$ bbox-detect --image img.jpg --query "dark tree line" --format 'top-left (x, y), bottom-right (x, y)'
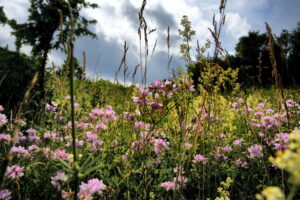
top-left (189, 23), bottom-right (300, 88)
top-left (0, 0), bottom-right (98, 112)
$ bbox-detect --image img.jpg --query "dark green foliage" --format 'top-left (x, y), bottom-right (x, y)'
top-left (234, 31), bottom-right (273, 87)
top-left (278, 22), bottom-right (300, 86)
top-left (0, 47), bottom-right (38, 113)
top-left (188, 23), bottom-right (300, 89)
top-left (8, 0), bottom-right (99, 101)
top-left (56, 57), bottom-right (84, 80)
top-left (0, 6), bottom-right (7, 24)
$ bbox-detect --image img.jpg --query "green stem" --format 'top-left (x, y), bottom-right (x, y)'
top-left (287, 185), bottom-right (298, 200)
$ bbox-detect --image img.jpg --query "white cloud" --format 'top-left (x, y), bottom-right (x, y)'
top-left (0, 24), bottom-right (13, 40)
top-left (0, 0), bottom-right (29, 23)
top-left (225, 13), bottom-right (251, 40)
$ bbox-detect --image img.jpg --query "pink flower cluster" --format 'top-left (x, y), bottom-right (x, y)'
top-left (5, 165), bottom-right (24, 180)
top-left (53, 149), bottom-right (70, 160)
top-left (46, 101), bottom-right (58, 112)
top-left (0, 189), bottom-right (11, 200)
top-left (154, 138), bottom-right (169, 153)
top-left (10, 146), bottom-right (29, 158)
top-left (273, 132), bottom-right (289, 150)
top-left (161, 176), bottom-right (187, 191)
top-left (89, 106), bottom-right (116, 122)
top-left (51, 172), bottom-right (68, 189)
top-left (193, 154), bottom-right (207, 164)
top-left (78, 179), bottom-right (107, 200)
top-left (247, 144), bottom-right (263, 158)
top-left (0, 134), bottom-right (10, 143)
top-left (0, 113), bottom-right (8, 128)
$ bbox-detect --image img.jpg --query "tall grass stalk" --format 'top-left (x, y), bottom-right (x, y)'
top-left (67, 3), bottom-right (78, 199)
top-left (266, 22), bottom-right (291, 130)
top-left (0, 73), bottom-right (38, 189)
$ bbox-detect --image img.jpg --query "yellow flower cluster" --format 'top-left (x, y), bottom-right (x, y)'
top-left (256, 128), bottom-right (300, 200)
top-left (271, 128), bottom-right (300, 186)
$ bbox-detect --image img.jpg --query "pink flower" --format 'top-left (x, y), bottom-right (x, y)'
top-left (123, 112), bottom-right (134, 121)
top-left (78, 179), bottom-right (107, 199)
top-left (133, 96), bottom-right (148, 105)
top-left (76, 140), bottom-right (84, 148)
top-left (149, 102), bottom-right (163, 109)
top-left (103, 108), bottom-right (116, 122)
top-left (160, 181), bottom-right (176, 191)
top-left (10, 146), bottom-right (29, 157)
top-left (0, 134), bottom-right (10, 143)
top-left (85, 131), bottom-right (98, 142)
top-left (193, 154), bottom-right (207, 164)
top-left (221, 146), bottom-right (232, 153)
top-left (173, 166), bottom-right (185, 174)
top-left (131, 140), bottom-right (144, 151)
top-left (0, 114), bottom-right (8, 128)
top-left (215, 153), bottom-right (228, 161)
top-left (95, 122), bottom-right (107, 131)
top-left (0, 189), bottom-right (11, 200)
top-left (237, 98), bottom-right (245, 104)
top-left (28, 144), bottom-right (39, 152)
top-left (266, 108), bottom-right (274, 114)
top-left (154, 139), bottom-right (169, 153)
top-left (134, 121), bottom-right (144, 129)
top-left (235, 159), bottom-right (247, 167)
top-left (53, 149), bottom-right (69, 160)
top-left (90, 108), bottom-right (104, 118)
top-left (51, 172), bottom-right (68, 189)
top-left (122, 154), bottom-right (129, 161)
top-left (219, 133), bottom-right (226, 139)
top-left (248, 144), bottom-right (263, 158)
top-left (233, 139), bottom-right (243, 146)
top-left (61, 190), bottom-right (73, 199)
top-left (0, 105), bottom-right (4, 112)
top-left (44, 132), bottom-right (57, 139)
top-left (232, 102), bottom-right (238, 108)
top-left (261, 116), bottom-right (275, 129)
top-left (138, 88), bottom-right (150, 96)
top-left (174, 176), bottom-right (187, 185)
top-left (5, 165), bottom-right (24, 179)
top-left (46, 101), bottom-right (58, 112)
top-left (274, 133), bottom-right (289, 150)
top-left (184, 142), bottom-right (192, 148)
top-left (28, 135), bottom-right (41, 143)
top-left (26, 128), bottom-right (37, 135)
top-left (43, 147), bottom-right (51, 159)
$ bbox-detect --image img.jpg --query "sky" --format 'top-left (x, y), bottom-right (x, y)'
top-left (1, 0), bottom-right (300, 84)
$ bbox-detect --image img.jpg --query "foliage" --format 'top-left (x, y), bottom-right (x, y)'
top-left (0, 47), bottom-right (38, 113)
top-left (256, 128), bottom-right (300, 200)
top-left (7, 0), bottom-right (99, 100)
top-left (215, 177), bottom-right (233, 200)
top-left (178, 15), bottom-right (196, 64)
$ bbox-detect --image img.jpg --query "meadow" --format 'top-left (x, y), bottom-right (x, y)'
top-left (1, 0), bottom-right (300, 199)
top-left (0, 69), bottom-right (300, 199)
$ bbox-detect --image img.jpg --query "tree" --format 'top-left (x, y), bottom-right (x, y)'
top-left (0, 6), bottom-right (7, 24)
top-left (178, 15), bottom-right (196, 64)
top-left (235, 31), bottom-right (273, 86)
top-left (57, 57), bottom-right (84, 80)
top-left (8, 0), bottom-right (98, 102)
top-left (0, 47), bottom-right (38, 112)
top-left (278, 23), bottom-right (300, 85)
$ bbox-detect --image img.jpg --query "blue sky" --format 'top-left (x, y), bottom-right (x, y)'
top-left (0, 0), bottom-right (300, 84)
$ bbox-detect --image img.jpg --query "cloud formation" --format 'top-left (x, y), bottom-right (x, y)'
top-left (0, 0), bottom-right (299, 84)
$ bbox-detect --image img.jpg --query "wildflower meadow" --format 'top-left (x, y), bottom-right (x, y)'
top-left (0, 0), bottom-right (300, 199)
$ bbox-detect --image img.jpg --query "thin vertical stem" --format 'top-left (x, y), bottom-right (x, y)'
top-left (67, 3), bottom-right (78, 200)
